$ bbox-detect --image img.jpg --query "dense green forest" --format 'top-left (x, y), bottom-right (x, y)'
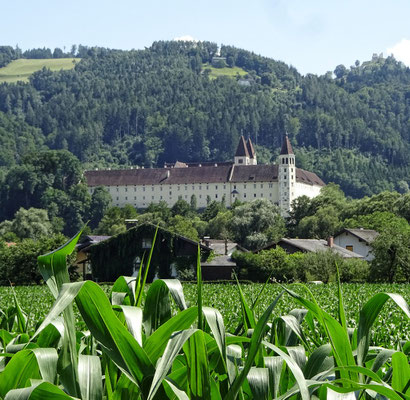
top-left (0, 41), bottom-right (409, 208)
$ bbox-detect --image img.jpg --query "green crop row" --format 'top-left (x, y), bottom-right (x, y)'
top-left (0, 228), bottom-right (409, 399)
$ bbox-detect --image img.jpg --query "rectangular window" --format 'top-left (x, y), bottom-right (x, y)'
top-left (260, 184), bottom-right (263, 188)
top-left (192, 185), bottom-right (195, 190)
top-left (142, 238), bottom-right (152, 249)
top-left (134, 196), bottom-right (136, 200)
top-left (152, 187), bottom-right (154, 191)
top-left (269, 183), bottom-right (273, 188)
top-left (143, 196), bottom-right (145, 200)
top-left (160, 195), bottom-right (163, 199)
top-left (215, 194), bottom-right (218, 198)
top-left (346, 245), bottom-right (354, 252)
top-left (125, 188), bottom-right (128, 192)
top-left (134, 187), bottom-right (136, 192)
top-left (116, 197), bottom-right (119, 200)
top-left (199, 185), bottom-right (202, 190)
top-left (169, 191), bottom-right (172, 196)
top-left (215, 185), bottom-right (218, 190)
top-left (143, 187), bottom-right (145, 192)
top-left (254, 193), bottom-right (256, 197)
top-left (206, 185), bottom-right (209, 190)
top-left (239, 159), bottom-right (243, 164)
top-left (254, 184), bottom-right (256, 188)
top-left (244, 193), bottom-right (247, 198)
top-left (125, 196), bottom-right (128, 200)
top-left (223, 184), bottom-right (226, 189)
top-left (116, 188), bottom-right (119, 192)
top-left (244, 184), bottom-right (247, 189)
top-left (152, 196), bottom-right (154, 200)
top-left (177, 186), bottom-right (180, 191)
top-left (199, 195), bottom-right (202, 199)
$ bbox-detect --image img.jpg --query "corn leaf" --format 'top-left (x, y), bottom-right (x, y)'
top-left (357, 292), bottom-right (410, 370)
top-left (392, 351), bottom-right (410, 394)
top-left (78, 354), bottom-right (102, 400)
top-left (4, 381), bottom-right (75, 400)
top-left (147, 329), bottom-right (198, 400)
top-left (183, 330), bottom-right (211, 400)
top-left (144, 307), bottom-right (198, 363)
top-left (247, 367), bottom-right (270, 400)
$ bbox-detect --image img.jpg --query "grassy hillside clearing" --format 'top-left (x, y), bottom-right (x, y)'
top-left (202, 63), bottom-right (248, 79)
top-left (0, 58), bottom-right (79, 83)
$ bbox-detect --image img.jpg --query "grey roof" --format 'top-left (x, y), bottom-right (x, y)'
top-left (77, 235), bottom-right (111, 251)
top-left (202, 239), bottom-right (243, 255)
top-left (201, 255), bottom-right (237, 267)
top-left (278, 238), bottom-right (364, 258)
top-left (235, 136), bottom-right (250, 157)
top-left (335, 228), bottom-right (379, 244)
top-left (85, 165), bottom-right (325, 187)
top-left (280, 135), bottom-right (294, 155)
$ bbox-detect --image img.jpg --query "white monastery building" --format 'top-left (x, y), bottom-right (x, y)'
top-left (85, 136), bottom-right (325, 215)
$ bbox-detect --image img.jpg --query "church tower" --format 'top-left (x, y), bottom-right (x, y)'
top-left (278, 135), bottom-right (296, 215)
top-left (234, 136), bottom-right (257, 165)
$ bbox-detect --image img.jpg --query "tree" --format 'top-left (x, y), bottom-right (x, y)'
top-left (0, 207), bottom-right (53, 240)
top-left (230, 199), bottom-right (286, 249)
top-left (171, 199), bottom-right (191, 217)
top-left (370, 227), bottom-right (410, 282)
top-left (89, 186), bottom-right (112, 229)
top-left (190, 194), bottom-right (197, 211)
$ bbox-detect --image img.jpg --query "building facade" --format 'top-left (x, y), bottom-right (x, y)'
top-left (334, 228), bottom-right (379, 261)
top-left (85, 136), bottom-right (325, 215)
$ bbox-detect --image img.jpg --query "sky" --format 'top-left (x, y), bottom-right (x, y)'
top-left (2, 0), bottom-right (410, 75)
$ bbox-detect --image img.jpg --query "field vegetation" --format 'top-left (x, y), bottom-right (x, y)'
top-left (0, 58), bottom-right (78, 83)
top-left (202, 64), bottom-right (248, 79)
top-left (0, 231), bottom-right (408, 399)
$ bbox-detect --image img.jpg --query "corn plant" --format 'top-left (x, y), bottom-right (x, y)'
top-left (0, 229), bottom-right (409, 399)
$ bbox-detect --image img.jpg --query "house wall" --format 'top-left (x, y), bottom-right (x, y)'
top-left (334, 233), bottom-right (374, 261)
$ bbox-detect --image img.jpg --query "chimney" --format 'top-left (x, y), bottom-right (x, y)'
top-left (166, 170), bottom-right (170, 178)
top-left (327, 236), bottom-right (334, 248)
top-left (203, 236), bottom-right (210, 247)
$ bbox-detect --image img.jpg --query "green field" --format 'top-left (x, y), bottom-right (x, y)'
top-left (202, 64), bottom-right (248, 79)
top-left (1, 282), bottom-right (408, 347)
top-left (0, 58), bottom-right (79, 83)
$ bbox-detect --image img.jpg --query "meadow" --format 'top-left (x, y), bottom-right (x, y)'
top-left (0, 58), bottom-right (79, 83)
top-left (202, 64), bottom-right (248, 79)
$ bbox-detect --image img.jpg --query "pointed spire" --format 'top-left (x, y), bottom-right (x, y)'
top-left (235, 136), bottom-right (250, 157)
top-left (246, 138), bottom-right (255, 159)
top-left (280, 134), bottom-right (294, 155)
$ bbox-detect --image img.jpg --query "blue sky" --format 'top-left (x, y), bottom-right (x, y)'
top-left (3, 0), bottom-right (410, 75)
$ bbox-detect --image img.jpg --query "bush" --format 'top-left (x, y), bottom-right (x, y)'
top-left (0, 234), bottom-right (74, 285)
top-left (233, 248), bottom-right (296, 282)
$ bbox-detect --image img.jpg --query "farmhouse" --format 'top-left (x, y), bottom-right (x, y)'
top-left (334, 228), bottom-right (379, 261)
top-left (85, 223), bottom-right (211, 282)
top-left (259, 237), bottom-right (364, 259)
top-left (85, 135), bottom-right (325, 215)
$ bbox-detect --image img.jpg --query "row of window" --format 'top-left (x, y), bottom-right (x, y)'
top-left (98, 182), bottom-right (278, 193)
top-left (115, 191), bottom-right (274, 203)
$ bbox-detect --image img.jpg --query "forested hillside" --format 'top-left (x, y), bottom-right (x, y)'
top-left (0, 41), bottom-right (409, 199)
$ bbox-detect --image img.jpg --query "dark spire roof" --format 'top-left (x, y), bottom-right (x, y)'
top-left (246, 138), bottom-right (256, 159)
top-left (280, 135), bottom-right (294, 155)
top-left (235, 136), bottom-right (250, 157)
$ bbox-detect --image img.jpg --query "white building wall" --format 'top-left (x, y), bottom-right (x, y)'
top-left (334, 233), bottom-right (374, 261)
top-left (88, 176), bottom-right (320, 214)
top-left (294, 182), bottom-right (322, 199)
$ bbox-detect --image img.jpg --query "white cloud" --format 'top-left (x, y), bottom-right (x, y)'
top-left (387, 39), bottom-right (410, 66)
top-left (173, 35), bottom-right (199, 43)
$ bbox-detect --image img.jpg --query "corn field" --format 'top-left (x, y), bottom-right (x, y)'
top-left (0, 230), bottom-right (409, 399)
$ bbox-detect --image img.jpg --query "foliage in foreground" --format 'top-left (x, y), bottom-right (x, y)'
top-left (0, 231), bottom-right (409, 399)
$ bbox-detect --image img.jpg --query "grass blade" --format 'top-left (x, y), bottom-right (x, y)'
top-left (197, 245), bottom-right (203, 331)
top-left (247, 367), bottom-right (270, 400)
top-left (4, 381), bottom-right (75, 399)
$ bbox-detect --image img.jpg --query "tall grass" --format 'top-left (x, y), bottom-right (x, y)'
top-left (0, 229), bottom-right (409, 399)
